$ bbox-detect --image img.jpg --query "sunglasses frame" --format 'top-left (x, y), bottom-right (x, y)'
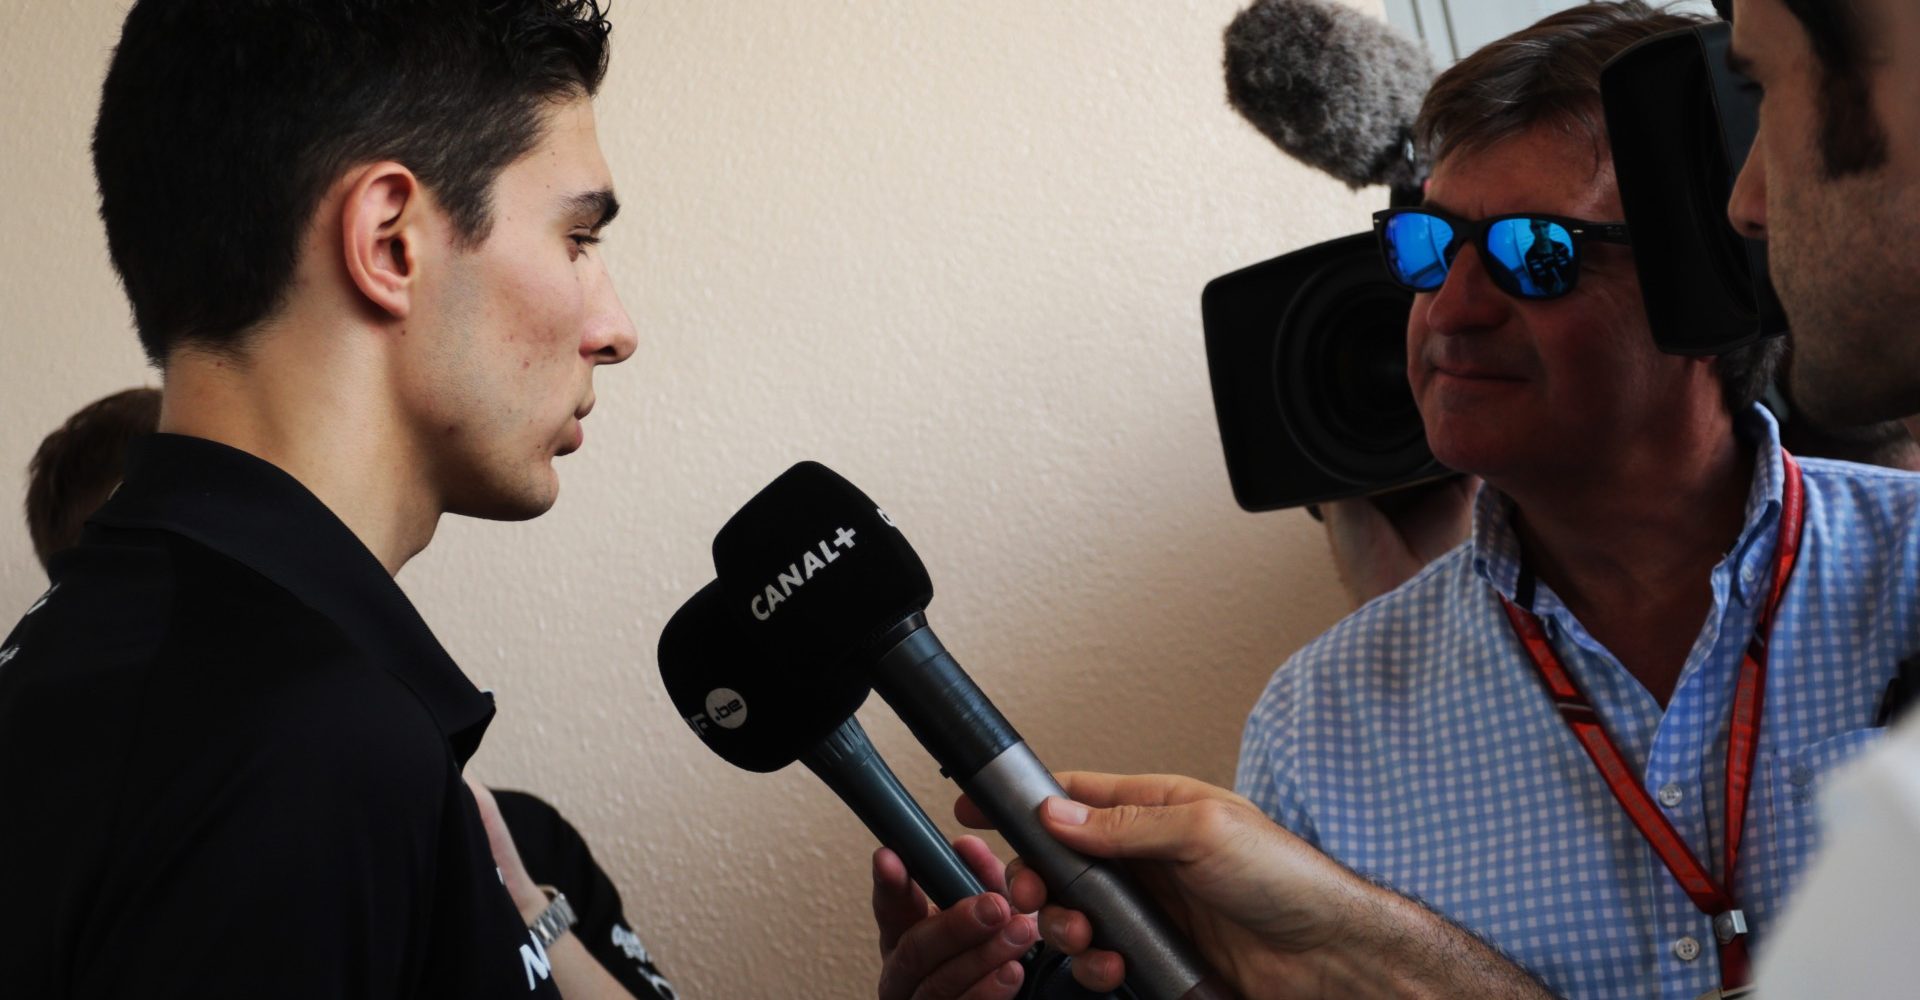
top-left (1371, 208), bottom-right (1632, 301)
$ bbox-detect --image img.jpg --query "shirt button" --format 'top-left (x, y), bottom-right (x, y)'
top-left (1741, 563), bottom-right (1758, 586)
top-left (1673, 936), bottom-right (1702, 962)
top-left (1658, 782), bottom-right (1684, 808)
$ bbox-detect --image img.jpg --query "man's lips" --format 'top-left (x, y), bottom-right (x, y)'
top-left (558, 418), bottom-right (584, 456)
top-left (558, 396), bottom-right (593, 456)
top-left (1427, 361), bottom-right (1525, 382)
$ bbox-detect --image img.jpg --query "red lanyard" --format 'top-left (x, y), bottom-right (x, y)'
top-left (1499, 451), bottom-right (1804, 994)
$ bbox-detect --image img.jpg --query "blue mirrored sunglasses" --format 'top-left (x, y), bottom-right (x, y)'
top-left (1371, 208), bottom-right (1631, 301)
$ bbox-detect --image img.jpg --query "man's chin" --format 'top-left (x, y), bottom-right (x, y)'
top-left (446, 476), bottom-right (561, 522)
top-left (1422, 425), bottom-right (1518, 484)
top-left (1789, 343), bottom-right (1920, 428)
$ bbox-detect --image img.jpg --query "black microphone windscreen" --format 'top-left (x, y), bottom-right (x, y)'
top-left (1224, 0), bottom-right (1433, 190)
top-left (710, 462), bottom-right (933, 663)
top-left (658, 580), bottom-right (871, 773)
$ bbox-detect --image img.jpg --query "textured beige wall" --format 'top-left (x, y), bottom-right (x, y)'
top-left (0, 2), bottom-right (1381, 996)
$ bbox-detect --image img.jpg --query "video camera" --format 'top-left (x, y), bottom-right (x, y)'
top-left (1204, 9), bottom-right (1785, 512)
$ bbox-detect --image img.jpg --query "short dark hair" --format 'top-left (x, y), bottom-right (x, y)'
top-left (1415, 1), bottom-right (1778, 416)
top-left (93, 0), bottom-right (614, 365)
top-left (1416, 1), bottom-right (1706, 170)
top-left (1778, 0), bottom-right (1887, 176)
top-left (25, 387), bottom-right (162, 572)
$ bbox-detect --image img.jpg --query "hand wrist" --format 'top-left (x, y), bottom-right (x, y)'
top-left (512, 883), bottom-right (550, 924)
top-left (525, 886), bottom-right (579, 948)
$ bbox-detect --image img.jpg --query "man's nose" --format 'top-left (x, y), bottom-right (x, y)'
top-left (1728, 141), bottom-right (1769, 240)
top-left (585, 279), bottom-right (638, 365)
top-left (1422, 245), bottom-right (1510, 335)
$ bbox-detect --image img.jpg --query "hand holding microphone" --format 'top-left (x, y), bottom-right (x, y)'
top-left (964, 772), bottom-right (1561, 1000)
top-left (963, 773), bottom-right (1376, 997)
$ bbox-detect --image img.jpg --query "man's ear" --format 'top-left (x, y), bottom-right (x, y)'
top-left (340, 163), bottom-right (427, 320)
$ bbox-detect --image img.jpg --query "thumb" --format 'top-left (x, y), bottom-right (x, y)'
top-left (1034, 796), bottom-right (1202, 863)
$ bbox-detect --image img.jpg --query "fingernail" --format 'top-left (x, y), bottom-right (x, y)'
top-left (1002, 916), bottom-right (1036, 948)
top-left (995, 961), bottom-right (1022, 987)
top-left (973, 894), bottom-right (1007, 926)
top-left (1043, 797), bottom-right (1089, 825)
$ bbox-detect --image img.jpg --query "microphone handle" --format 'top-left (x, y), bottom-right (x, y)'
top-left (799, 715), bottom-right (985, 910)
top-left (797, 716), bottom-right (1141, 1000)
top-left (871, 625), bottom-right (1239, 1000)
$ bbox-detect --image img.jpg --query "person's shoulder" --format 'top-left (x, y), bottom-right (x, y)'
top-left (1292, 542), bottom-right (1480, 669)
top-left (1789, 456), bottom-right (1920, 491)
top-left (1799, 454), bottom-right (1920, 506)
top-left (1, 528), bottom-right (444, 789)
top-left (1249, 542), bottom-right (1484, 718)
top-left (1797, 456), bottom-right (1920, 562)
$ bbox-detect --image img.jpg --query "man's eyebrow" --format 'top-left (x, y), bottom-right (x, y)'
top-left (1725, 45), bottom-right (1755, 78)
top-left (564, 189), bottom-right (620, 229)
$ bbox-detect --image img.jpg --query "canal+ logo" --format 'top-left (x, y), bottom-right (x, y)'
top-left (749, 524), bottom-right (862, 621)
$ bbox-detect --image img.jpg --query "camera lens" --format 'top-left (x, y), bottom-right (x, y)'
top-left (1274, 254), bottom-right (1432, 485)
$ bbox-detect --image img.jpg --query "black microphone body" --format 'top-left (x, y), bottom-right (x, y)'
top-left (658, 582), bottom-right (984, 910)
top-left (799, 715), bottom-right (984, 910)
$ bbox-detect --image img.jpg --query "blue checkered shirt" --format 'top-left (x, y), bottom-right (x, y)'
top-left (1237, 409), bottom-right (1920, 999)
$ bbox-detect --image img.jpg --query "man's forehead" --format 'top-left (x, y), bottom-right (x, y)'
top-left (1726, 0), bottom-right (1784, 69)
top-left (1426, 129), bottom-right (1620, 219)
top-left (501, 97), bottom-right (617, 211)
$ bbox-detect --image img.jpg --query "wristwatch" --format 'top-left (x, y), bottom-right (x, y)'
top-left (529, 885), bottom-right (578, 949)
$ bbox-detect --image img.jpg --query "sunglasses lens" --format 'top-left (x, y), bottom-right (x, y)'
top-left (1487, 218), bottom-right (1577, 298)
top-left (1382, 213), bottom-right (1453, 291)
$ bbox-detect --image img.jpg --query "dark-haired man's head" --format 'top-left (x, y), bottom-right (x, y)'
top-left (96, 0), bottom-right (615, 366)
top-left (1406, 2), bottom-right (1779, 489)
top-left (25, 387), bottom-right (161, 573)
top-left (1729, 0), bottom-right (1920, 426)
top-left (94, 0), bottom-right (637, 544)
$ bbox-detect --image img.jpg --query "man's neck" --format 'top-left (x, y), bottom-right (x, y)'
top-left (157, 333), bottom-right (439, 577)
top-left (1500, 419), bottom-right (1754, 705)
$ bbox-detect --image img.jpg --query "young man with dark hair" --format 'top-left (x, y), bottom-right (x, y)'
top-left (889, 5), bottom-right (1920, 998)
top-left (0, 1), bottom-right (638, 995)
top-left (1725, 0), bottom-right (1920, 991)
top-left (19, 385), bottom-right (677, 996)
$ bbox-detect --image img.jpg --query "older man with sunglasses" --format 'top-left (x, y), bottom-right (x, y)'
top-left (924, 5), bottom-right (1920, 1000)
top-left (1227, 3), bottom-right (1920, 997)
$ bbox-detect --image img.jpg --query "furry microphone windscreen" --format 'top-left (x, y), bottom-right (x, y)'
top-left (1224, 0), bottom-right (1435, 190)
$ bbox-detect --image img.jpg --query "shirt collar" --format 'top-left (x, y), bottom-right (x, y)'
top-left (1471, 404), bottom-right (1788, 608)
top-left (90, 433), bottom-right (495, 763)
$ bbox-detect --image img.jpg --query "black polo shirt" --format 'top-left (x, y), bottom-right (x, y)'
top-left (0, 434), bottom-right (563, 998)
